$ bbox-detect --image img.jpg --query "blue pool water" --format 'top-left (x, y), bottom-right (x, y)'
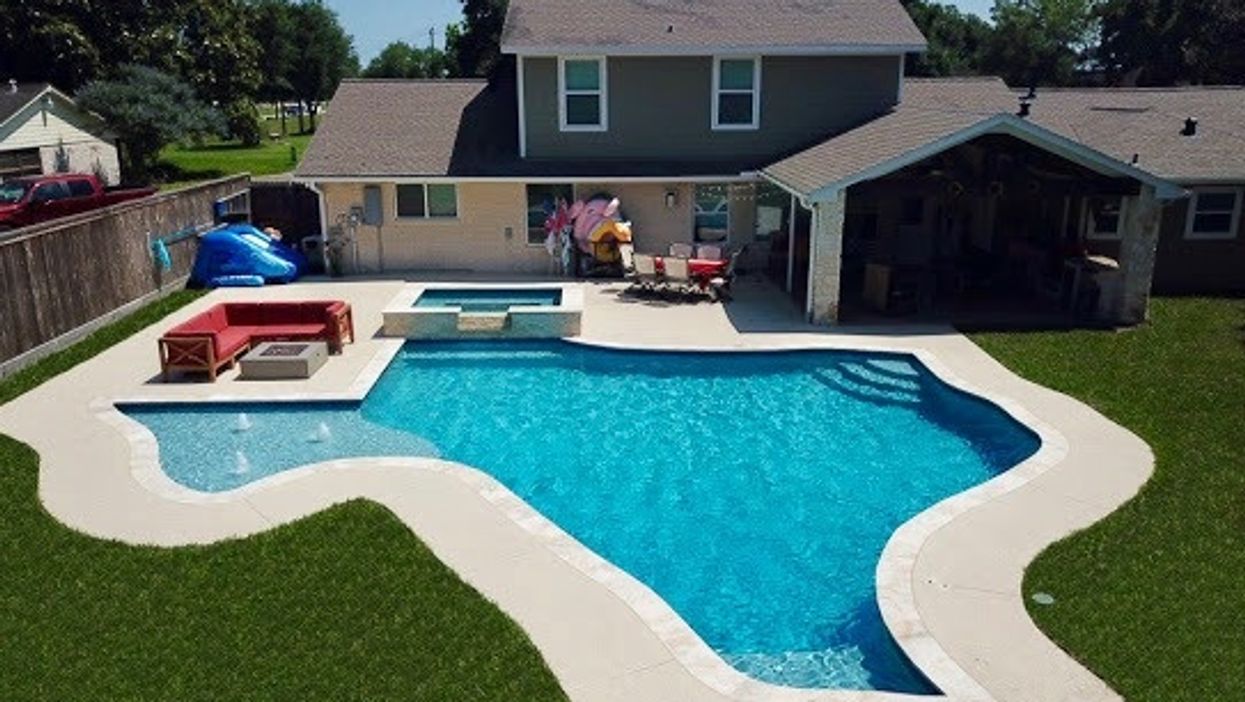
top-left (123, 341), bottom-right (1039, 693)
top-left (414, 288), bottom-right (562, 312)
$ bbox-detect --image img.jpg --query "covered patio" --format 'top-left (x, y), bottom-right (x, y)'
top-left (762, 82), bottom-right (1184, 328)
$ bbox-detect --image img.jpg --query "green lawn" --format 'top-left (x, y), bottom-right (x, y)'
top-left (157, 116), bottom-right (318, 190)
top-left (971, 297), bottom-right (1245, 702)
top-left (0, 292), bottom-right (567, 700)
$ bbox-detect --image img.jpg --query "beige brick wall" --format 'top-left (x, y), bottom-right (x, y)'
top-left (320, 182), bottom-right (552, 274)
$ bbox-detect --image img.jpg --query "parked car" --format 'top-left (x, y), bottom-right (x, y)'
top-left (0, 174), bottom-right (157, 232)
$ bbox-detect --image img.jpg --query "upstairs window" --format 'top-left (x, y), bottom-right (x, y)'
top-left (1185, 188), bottom-right (1241, 240)
top-left (712, 57), bottom-right (760, 130)
top-left (559, 57), bottom-right (606, 131)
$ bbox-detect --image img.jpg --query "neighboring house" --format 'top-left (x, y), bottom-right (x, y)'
top-left (295, 0), bottom-right (1245, 325)
top-left (0, 82), bottom-right (121, 185)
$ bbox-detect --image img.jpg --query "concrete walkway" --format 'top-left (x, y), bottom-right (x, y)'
top-left (0, 276), bottom-right (1152, 702)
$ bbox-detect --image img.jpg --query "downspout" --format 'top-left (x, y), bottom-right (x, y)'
top-left (805, 203), bottom-right (818, 322)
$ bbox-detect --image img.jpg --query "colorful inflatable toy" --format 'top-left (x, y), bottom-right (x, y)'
top-left (190, 223), bottom-right (308, 288)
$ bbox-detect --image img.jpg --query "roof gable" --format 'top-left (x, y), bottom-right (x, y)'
top-left (501, 0), bottom-right (927, 55)
top-left (763, 78), bottom-right (1184, 201)
top-left (0, 83), bottom-right (56, 128)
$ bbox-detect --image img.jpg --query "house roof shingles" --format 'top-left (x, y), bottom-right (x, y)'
top-left (763, 77), bottom-right (1017, 195)
top-left (300, 77), bottom-right (1245, 190)
top-left (1026, 87), bottom-right (1245, 183)
top-left (295, 78), bottom-right (767, 179)
top-left (765, 79), bottom-right (1245, 196)
top-left (295, 79), bottom-right (501, 179)
top-left (500, 0), bottom-right (927, 53)
top-left (0, 83), bottom-right (53, 127)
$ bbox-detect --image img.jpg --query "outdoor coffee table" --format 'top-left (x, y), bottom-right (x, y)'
top-left (240, 341), bottom-right (329, 380)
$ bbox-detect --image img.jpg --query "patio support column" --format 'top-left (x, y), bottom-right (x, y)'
top-left (1114, 184), bottom-right (1163, 325)
top-left (808, 193), bottom-right (846, 325)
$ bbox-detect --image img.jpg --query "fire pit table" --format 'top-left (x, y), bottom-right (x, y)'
top-left (240, 341), bottom-right (329, 380)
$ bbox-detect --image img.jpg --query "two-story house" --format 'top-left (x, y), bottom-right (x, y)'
top-left (295, 0), bottom-right (1245, 326)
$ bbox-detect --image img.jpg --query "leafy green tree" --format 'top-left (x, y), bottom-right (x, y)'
top-left (76, 65), bottom-right (223, 183)
top-left (287, 0), bottom-right (359, 133)
top-left (901, 0), bottom-right (993, 76)
top-left (447, 0), bottom-right (508, 78)
top-left (250, 0), bottom-right (298, 135)
top-left (362, 41), bottom-right (455, 79)
top-left (982, 0), bottom-right (1101, 86)
top-left (1097, 0), bottom-right (1245, 85)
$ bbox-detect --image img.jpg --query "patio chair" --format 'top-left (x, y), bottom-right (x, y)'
top-left (632, 253), bottom-right (661, 292)
top-left (662, 256), bottom-right (694, 296)
top-left (696, 244), bottom-right (723, 261)
top-left (619, 243), bottom-right (636, 274)
top-left (709, 248), bottom-right (743, 302)
top-left (669, 242), bottom-right (695, 258)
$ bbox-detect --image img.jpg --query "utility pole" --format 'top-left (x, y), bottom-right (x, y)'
top-left (428, 26), bottom-right (436, 50)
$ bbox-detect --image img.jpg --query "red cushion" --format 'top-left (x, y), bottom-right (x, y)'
top-left (163, 302), bottom-right (346, 361)
top-left (223, 303), bottom-right (268, 327)
top-left (214, 327), bottom-right (255, 359)
top-left (168, 307), bottom-right (228, 336)
top-left (251, 323), bottom-right (329, 340)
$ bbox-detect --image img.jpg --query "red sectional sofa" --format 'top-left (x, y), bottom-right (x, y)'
top-left (159, 301), bottom-right (354, 381)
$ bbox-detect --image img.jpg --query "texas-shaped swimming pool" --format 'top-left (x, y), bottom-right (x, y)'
top-left (123, 341), bottom-right (1040, 693)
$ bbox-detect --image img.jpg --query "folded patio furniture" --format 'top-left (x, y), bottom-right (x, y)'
top-left (159, 301), bottom-right (355, 382)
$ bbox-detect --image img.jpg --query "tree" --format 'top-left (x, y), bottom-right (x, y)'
top-left (250, 0), bottom-right (298, 135)
top-left (287, 0), bottom-right (358, 133)
top-left (362, 41), bottom-right (454, 79)
top-left (1097, 0), bottom-right (1245, 85)
top-left (447, 0), bottom-right (508, 78)
top-left (173, 0), bottom-right (263, 144)
top-left (901, 0), bottom-right (993, 77)
top-left (76, 65), bottom-right (223, 183)
top-left (982, 0), bottom-right (1101, 86)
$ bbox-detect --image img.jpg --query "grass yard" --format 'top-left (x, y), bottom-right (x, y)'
top-left (157, 115), bottom-right (319, 190)
top-left (971, 297), bottom-right (1245, 702)
top-left (0, 292), bottom-right (567, 700)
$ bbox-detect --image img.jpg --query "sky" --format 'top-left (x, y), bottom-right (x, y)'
top-left (327, 0), bottom-right (997, 65)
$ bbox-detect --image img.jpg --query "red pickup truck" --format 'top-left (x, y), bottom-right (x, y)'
top-left (0, 174), bottom-right (157, 232)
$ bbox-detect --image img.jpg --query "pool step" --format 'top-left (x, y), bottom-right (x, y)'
top-left (457, 312), bottom-right (510, 333)
top-left (811, 367), bottom-right (922, 406)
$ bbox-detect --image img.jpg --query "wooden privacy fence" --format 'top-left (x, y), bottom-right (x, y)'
top-left (0, 175), bottom-right (250, 372)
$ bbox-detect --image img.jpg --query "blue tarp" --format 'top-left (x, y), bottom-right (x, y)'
top-left (190, 224), bottom-right (307, 288)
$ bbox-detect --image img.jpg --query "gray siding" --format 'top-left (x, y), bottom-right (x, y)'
top-left (522, 55), bottom-right (901, 163)
top-left (1086, 191), bottom-right (1245, 294)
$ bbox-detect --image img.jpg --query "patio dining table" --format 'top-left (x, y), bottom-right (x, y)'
top-left (653, 256), bottom-right (729, 287)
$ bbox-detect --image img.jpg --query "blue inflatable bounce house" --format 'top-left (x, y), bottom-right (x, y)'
top-left (190, 224), bottom-right (309, 288)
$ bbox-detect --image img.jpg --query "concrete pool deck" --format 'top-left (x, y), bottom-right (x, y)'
top-left (0, 276), bottom-right (1153, 702)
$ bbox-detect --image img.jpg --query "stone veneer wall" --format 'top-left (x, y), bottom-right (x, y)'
top-left (809, 196), bottom-right (846, 325)
top-left (1115, 184), bottom-right (1162, 325)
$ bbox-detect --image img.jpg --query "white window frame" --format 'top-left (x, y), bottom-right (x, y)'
top-left (1184, 187), bottom-right (1243, 240)
top-left (711, 56), bottom-right (761, 131)
top-left (558, 56), bottom-right (607, 133)
top-left (1083, 195), bottom-right (1127, 241)
top-left (394, 183), bottom-right (460, 221)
